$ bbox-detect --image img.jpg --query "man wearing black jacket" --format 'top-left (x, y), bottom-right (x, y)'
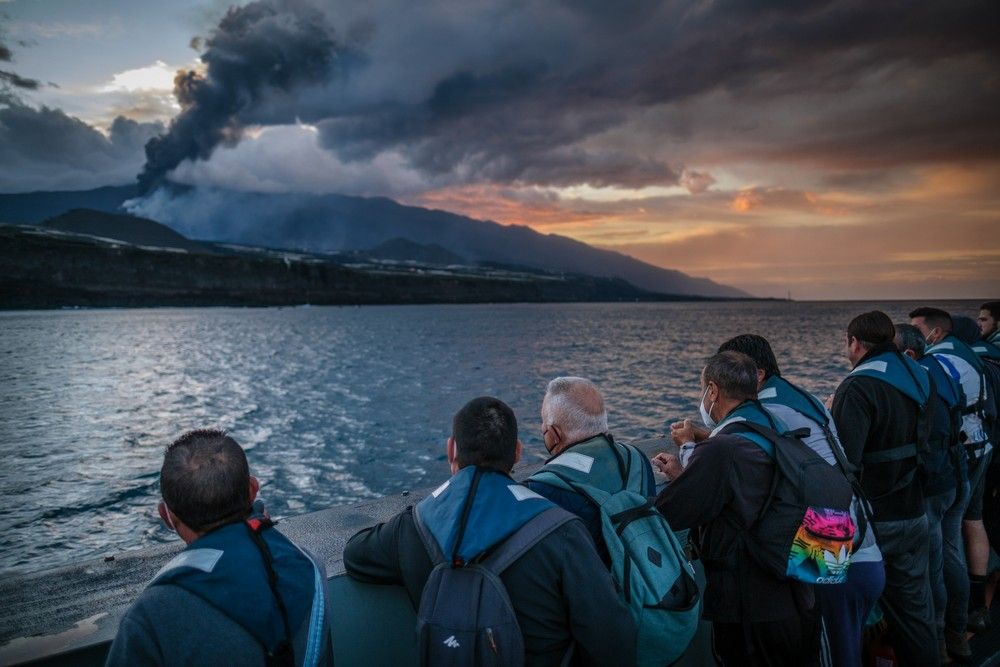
top-left (832, 311), bottom-right (938, 666)
top-left (343, 396), bottom-right (636, 666)
top-left (653, 351), bottom-right (818, 667)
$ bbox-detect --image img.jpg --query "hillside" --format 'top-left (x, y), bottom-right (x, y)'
top-left (0, 185), bottom-right (749, 298)
top-left (42, 209), bottom-right (210, 253)
top-left (0, 223), bottom-right (699, 309)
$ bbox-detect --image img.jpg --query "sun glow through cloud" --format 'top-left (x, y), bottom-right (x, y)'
top-left (100, 61), bottom-right (177, 93)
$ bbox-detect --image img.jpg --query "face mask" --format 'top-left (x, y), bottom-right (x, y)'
top-left (699, 387), bottom-right (717, 429)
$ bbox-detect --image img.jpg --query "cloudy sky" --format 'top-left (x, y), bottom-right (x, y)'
top-left (1, 0), bottom-right (997, 299)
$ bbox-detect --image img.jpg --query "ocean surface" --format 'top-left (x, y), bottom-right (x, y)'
top-left (0, 300), bottom-right (983, 574)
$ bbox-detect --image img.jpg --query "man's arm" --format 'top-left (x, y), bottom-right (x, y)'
top-left (831, 378), bottom-right (873, 468)
top-left (557, 522), bottom-right (637, 666)
top-left (343, 510), bottom-right (410, 585)
top-left (653, 437), bottom-right (734, 531)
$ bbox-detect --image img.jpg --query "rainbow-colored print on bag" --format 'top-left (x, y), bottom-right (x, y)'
top-left (786, 506), bottom-right (855, 584)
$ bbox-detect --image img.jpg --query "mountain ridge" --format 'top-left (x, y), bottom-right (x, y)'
top-left (0, 185), bottom-right (748, 298)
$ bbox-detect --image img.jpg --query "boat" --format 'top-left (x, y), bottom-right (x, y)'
top-left (0, 437), bottom-right (997, 666)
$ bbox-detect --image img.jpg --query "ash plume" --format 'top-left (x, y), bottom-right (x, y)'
top-left (137, 0), bottom-right (344, 193)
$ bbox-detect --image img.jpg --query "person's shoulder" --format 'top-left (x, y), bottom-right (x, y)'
top-left (695, 433), bottom-right (771, 469)
top-left (835, 373), bottom-right (882, 398)
top-left (124, 582), bottom-right (223, 621)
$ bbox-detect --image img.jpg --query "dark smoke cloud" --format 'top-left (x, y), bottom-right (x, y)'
top-left (137, 0), bottom-right (1000, 195)
top-left (138, 0), bottom-right (346, 192)
top-left (0, 105), bottom-right (162, 192)
top-left (1, 38), bottom-right (41, 104)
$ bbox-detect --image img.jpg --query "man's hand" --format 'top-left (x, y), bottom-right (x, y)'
top-left (652, 453), bottom-right (684, 481)
top-left (670, 419), bottom-right (708, 446)
top-left (824, 393), bottom-right (835, 411)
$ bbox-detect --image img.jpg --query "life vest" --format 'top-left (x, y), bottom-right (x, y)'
top-left (918, 354), bottom-right (963, 411)
top-left (528, 434), bottom-right (653, 497)
top-left (758, 375), bottom-right (829, 425)
top-left (150, 510), bottom-right (328, 667)
top-left (415, 466), bottom-right (556, 565)
top-left (711, 399), bottom-right (789, 456)
top-left (971, 338), bottom-right (1000, 362)
top-left (927, 335), bottom-right (988, 420)
top-left (849, 350), bottom-right (931, 493)
top-left (850, 349), bottom-right (930, 406)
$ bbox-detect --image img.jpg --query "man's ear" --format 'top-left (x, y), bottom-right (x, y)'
top-left (513, 439), bottom-right (523, 468)
top-left (447, 436), bottom-right (458, 474)
top-left (248, 475), bottom-right (260, 504)
top-left (158, 500), bottom-right (176, 531)
top-left (707, 380), bottom-right (719, 402)
top-left (756, 368), bottom-right (766, 388)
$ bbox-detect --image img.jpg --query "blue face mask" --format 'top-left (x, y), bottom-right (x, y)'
top-left (699, 387), bottom-right (717, 429)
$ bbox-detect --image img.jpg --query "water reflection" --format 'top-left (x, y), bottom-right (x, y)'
top-left (0, 300), bottom-right (979, 573)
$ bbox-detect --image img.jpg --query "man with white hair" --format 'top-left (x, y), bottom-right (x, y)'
top-left (525, 377), bottom-right (655, 564)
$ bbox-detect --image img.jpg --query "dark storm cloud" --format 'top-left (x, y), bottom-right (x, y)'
top-left (1, 37), bottom-right (41, 103)
top-left (138, 0), bottom-right (1000, 193)
top-left (0, 104), bottom-right (162, 192)
top-left (138, 0), bottom-right (348, 192)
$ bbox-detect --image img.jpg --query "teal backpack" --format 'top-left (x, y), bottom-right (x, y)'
top-left (529, 437), bottom-right (700, 667)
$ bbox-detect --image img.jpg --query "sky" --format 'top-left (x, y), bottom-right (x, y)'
top-left (1, 0), bottom-right (997, 300)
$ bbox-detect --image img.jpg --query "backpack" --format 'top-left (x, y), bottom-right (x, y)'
top-left (979, 358), bottom-right (1000, 447)
top-left (413, 502), bottom-right (575, 667)
top-left (529, 438), bottom-right (700, 667)
top-left (719, 421), bottom-right (856, 585)
top-left (759, 381), bottom-right (872, 553)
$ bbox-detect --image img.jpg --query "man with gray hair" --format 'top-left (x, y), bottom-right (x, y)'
top-left (525, 377), bottom-right (655, 565)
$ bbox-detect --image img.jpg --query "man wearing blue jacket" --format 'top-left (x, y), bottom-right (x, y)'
top-left (912, 306), bottom-right (994, 633)
top-left (106, 430), bottom-right (333, 667)
top-left (344, 396), bottom-right (635, 666)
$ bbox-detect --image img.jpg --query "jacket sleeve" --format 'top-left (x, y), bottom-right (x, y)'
top-left (343, 509), bottom-right (409, 585)
top-left (832, 378), bottom-right (872, 469)
top-left (104, 612), bottom-right (162, 667)
top-left (557, 521), bottom-right (637, 667)
top-left (653, 438), bottom-right (734, 531)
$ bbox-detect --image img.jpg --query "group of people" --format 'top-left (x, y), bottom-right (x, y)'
top-left (106, 302), bottom-right (1000, 666)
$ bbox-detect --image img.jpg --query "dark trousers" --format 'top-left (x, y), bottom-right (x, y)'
top-left (875, 515), bottom-right (940, 667)
top-left (712, 608), bottom-right (820, 667)
top-left (815, 560), bottom-right (886, 666)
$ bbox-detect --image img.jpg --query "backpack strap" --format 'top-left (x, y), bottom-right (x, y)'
top-left (480, 506), bottom-right (577, 575)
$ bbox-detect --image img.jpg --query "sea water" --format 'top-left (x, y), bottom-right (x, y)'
top-left (0, 300), bottom-right (982, 574)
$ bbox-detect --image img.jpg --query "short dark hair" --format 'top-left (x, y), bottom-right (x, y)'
top-left (161, 429), bottom-right (251, 531)
top-left (718, 334), bottom-right (781, 379)
top-left (952, 316), bottom-right (980, 344)
top-left (908, 306), bottom-right (953, 333)
top-left (703, 351), bottom-right (758, 402)
top-left (894, 323), bottom-right (925, 357)
top-left (848, 310), bottom-right (895, 349)
top-left (980, 301), bottom-right (1000, 320)
top-left (452, 397), bottom-right (518, 471)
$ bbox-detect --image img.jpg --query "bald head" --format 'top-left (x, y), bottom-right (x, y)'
top-left (541, 377), bottom-right (608, 451)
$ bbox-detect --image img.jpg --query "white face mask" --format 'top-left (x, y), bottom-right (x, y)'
top-left (699, 387), bottom-right (717, 429)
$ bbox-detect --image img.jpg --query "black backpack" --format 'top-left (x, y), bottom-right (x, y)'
top-left (979, 358), bottom-right (1000, 446)
top-left (412, 505), bottom-right (575, 666)
top-left (719, 421), bottom-right (857, 585)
